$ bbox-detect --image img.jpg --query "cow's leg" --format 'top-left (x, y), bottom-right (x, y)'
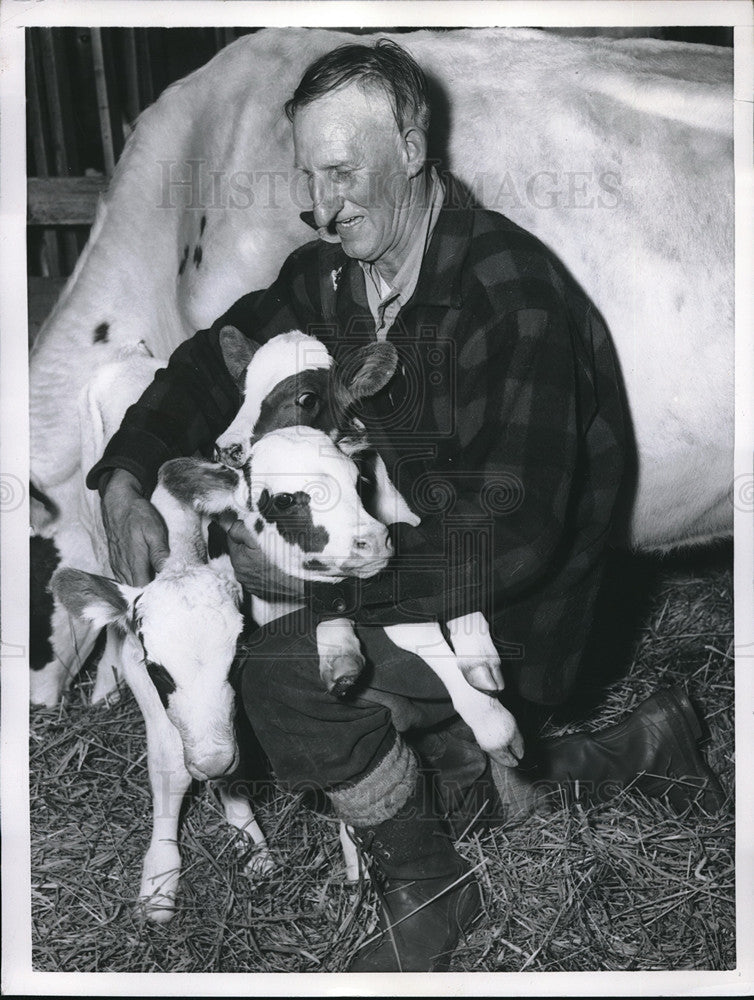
top-left (90, 625), bottom-right (123, 704)
top-left (122, 648), bottom-right (190, 923)
top-left (315, 618), bottom-right (365, 697)
top-left (214, 779), bottom-right (275, 876)
top-left (30, 603), bottom-right (99, 707)
top-left (383, 623), bottom-right (524, 768)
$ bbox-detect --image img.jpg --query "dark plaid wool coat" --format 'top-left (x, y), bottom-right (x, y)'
top-left (89, 174), bottom-right (627, 705)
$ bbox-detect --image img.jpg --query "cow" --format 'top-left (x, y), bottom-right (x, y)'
top-left (29, 27), bottom-right (733, 562)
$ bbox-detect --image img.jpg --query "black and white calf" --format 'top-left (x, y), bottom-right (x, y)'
top-left (45, 349), bottom-right (277, 921)
top-left (211, 328), bottom-right (523, 768)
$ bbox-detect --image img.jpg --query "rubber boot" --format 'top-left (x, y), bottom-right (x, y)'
top-left (523, 686), bottom-right (726, 814)
top-left (348, 775), bottom-right (482, 972)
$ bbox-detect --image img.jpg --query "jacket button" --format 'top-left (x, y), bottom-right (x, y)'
top-left (333, 597), bottom-right (347, 613)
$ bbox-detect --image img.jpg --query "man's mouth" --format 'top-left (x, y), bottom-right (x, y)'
top-left (336, 215), bottom-right (363, 231)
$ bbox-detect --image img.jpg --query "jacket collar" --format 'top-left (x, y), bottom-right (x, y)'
top-left (408, 171), bottom-right (474, 309)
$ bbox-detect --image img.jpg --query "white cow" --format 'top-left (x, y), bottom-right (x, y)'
top-left (30, 27), bottom-right (733, 555)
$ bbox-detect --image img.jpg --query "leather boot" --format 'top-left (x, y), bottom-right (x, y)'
top-left (524, 686), bottom-right (726, 814)
top-left (348, 776), bottom-right (482, 972)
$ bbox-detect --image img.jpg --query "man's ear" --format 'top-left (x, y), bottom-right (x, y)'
top-left (51, 568), bottom-right (140, 631)
top-left (219, 325), bottom-right (259, 388)
top-left (403, 125), bottom-right (427, 179)
top-left (338, 342), bottom-right (399, 402)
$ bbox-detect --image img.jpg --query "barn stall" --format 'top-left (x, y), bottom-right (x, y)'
top-left (28, 25), bottom-right (735, 973)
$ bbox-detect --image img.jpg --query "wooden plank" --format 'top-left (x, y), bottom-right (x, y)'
top-left (38, 28), bottom-right (81, 270)
top-left (100, 28), bottom-right (125, 165)
top-left (26, 32), bottom-right (49, 176)
top-left (122, 28), bottom-right (140, 123)
top-left (90, 28), bottom-right (116, 175)
top-left (136, 29), bottom-right (154, 110)
top-left (26, 31), bottom-right (61, 276)
top-left (27, 176), bottom-right (108, 226)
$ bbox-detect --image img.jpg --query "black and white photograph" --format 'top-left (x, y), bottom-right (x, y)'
top-left (2, 0), bottom-right (753, 993)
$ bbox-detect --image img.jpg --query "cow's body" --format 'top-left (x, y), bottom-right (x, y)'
top-left (29, 27), bottom-right (733, 552)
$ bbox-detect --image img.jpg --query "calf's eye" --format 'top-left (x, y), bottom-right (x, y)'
top-left (273, 493), bottom-right (295, 511)
top-left (296, 392), bottom-right (318, 411)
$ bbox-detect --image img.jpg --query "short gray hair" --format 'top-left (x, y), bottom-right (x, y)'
top-left (285, 38), bottom-right (431, 133)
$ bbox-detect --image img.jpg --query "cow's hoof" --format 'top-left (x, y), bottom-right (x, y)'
top-left (91, 684), bottom-right (122, 707)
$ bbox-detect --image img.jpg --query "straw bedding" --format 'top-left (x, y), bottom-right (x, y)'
top-left (29, 546), bottom-right (735, 972)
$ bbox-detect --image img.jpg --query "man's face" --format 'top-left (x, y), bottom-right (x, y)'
top-left (292, 82), bottom-right (418, 275)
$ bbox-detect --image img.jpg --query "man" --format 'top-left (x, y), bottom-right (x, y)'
top-left (89, 39), bottom-right (723, 972)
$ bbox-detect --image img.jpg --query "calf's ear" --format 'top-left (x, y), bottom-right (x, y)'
top-left (339, 342), bottom-right (399, 401)
top-left (159, 458), bottom-right (243, 516)
top-left (51, 567), bottom-right (139, 631)
top-left (219, 325), bottom-right (259, 388)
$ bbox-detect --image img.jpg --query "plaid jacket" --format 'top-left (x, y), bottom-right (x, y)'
top-left (89, 174), bottom-right (627, 705)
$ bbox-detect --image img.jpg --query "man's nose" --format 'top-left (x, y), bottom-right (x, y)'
top-left (312, 179), bottom-right (344, 231)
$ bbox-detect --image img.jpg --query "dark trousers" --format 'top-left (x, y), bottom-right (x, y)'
top-left (238, 609), bottom-right (457, 793)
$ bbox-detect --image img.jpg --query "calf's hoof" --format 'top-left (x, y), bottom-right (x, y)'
top-left (319, 652), bottom-right (364, 698)
top-left (457, 656), bottom-right (505, 692)
top-left (136, 894), bottom-right (177, 925)
top-left (242, 844), bottom-right (276, 877)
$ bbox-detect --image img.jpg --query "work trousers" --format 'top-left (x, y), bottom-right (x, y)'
top-left (238, 608), bottom-right (465, 826)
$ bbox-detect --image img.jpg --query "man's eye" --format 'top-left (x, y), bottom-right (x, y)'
top-left (333, 168), bottom-right (351, 182)
top-left (273, 493), bottom-right (295, 511)
top-left (296, 392), bottom-right (319, 410)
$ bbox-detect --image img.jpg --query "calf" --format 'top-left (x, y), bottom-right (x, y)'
top-left (212, 328), bottom-right (523, 767)
top-left (45, 352), bottom-right (276, 922)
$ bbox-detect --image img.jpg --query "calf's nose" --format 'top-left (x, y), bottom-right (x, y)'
top-left (215, 442), bottom-right (245, 468)
top-left (350, 525), bottom-right (392, 560)
top-left (187, 745), bottom-right (239, 781)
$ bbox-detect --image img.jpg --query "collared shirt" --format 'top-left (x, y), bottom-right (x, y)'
top-left (89, 172), bottom-right (627, 706)
top-left (359, 167), bottom-right (445, 340)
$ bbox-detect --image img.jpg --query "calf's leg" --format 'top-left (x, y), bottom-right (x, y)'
top-left (123, 649), bottom-right (190, 923)
top-left (383, 623), bottom-right (523, 768)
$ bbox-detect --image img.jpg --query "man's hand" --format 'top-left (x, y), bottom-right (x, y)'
top-left (100, 469), bottom-right (170, 587)
top-left (226, 518), bottom-right (306, 600)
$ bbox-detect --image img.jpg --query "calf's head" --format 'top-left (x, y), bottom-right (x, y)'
top-left (215, 327), bottom-right (398, 467)
top-left (164, 427), bottom-right (392, 583)
top-left (51, 559), bottom-right (243, 781)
